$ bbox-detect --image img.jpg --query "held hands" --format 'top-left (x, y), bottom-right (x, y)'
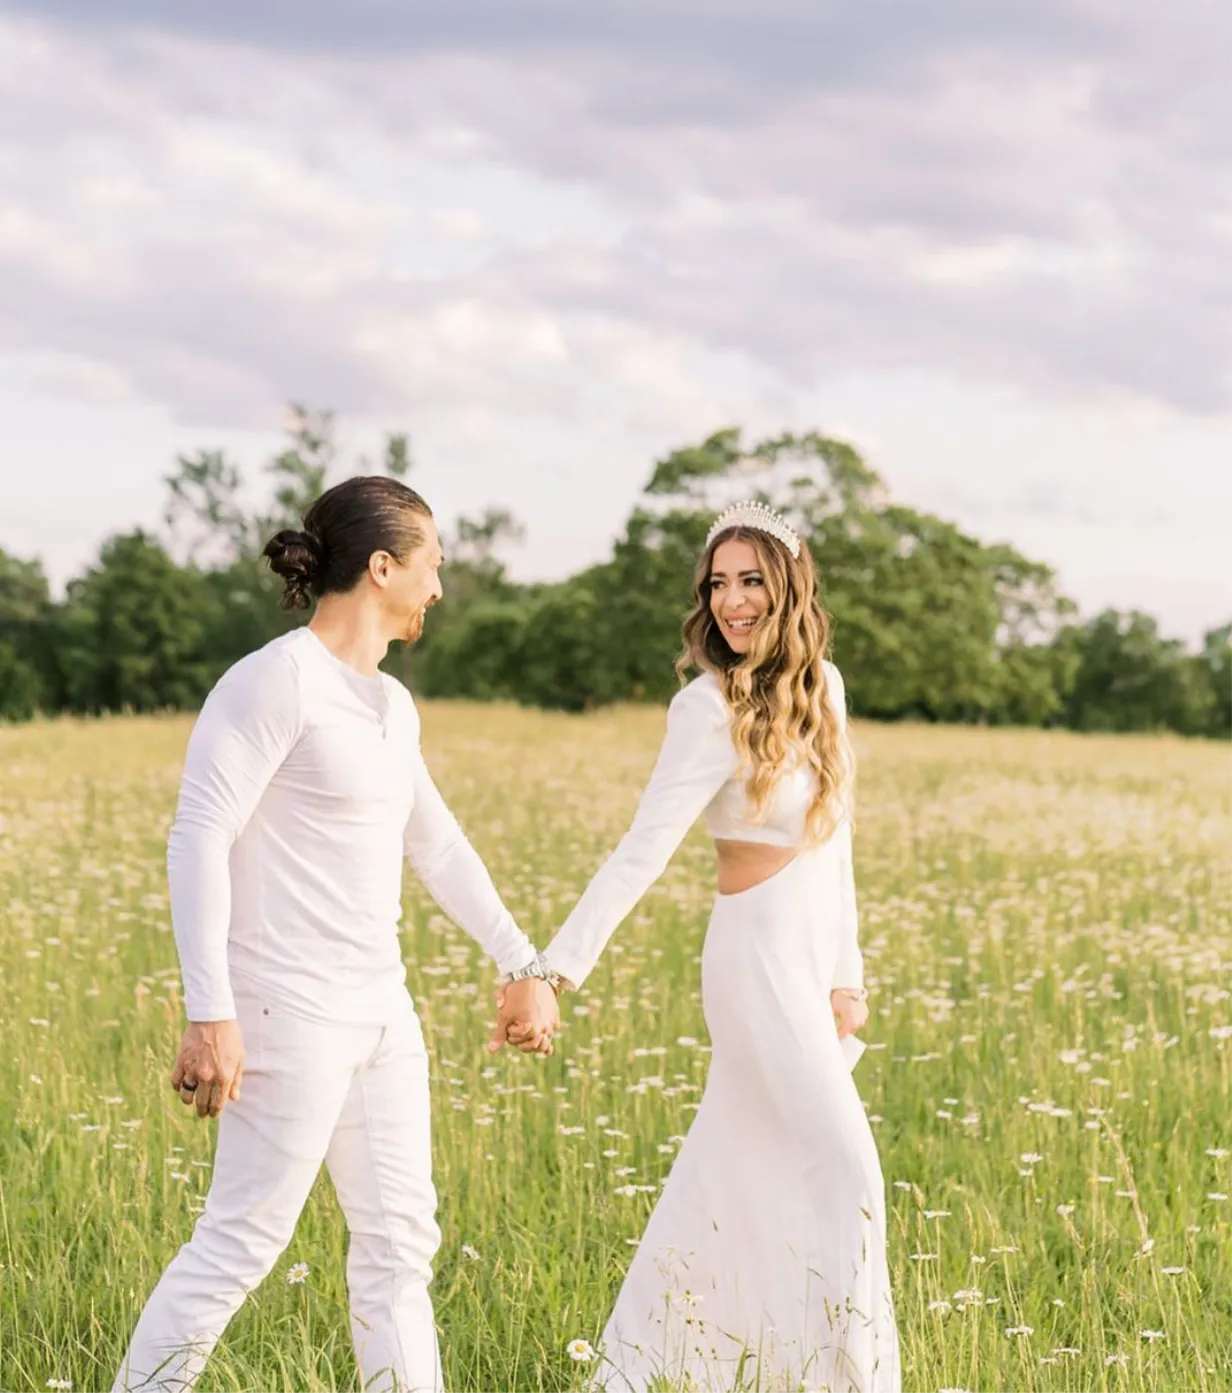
top-left (487, 977), bottom-right (561, 1056)
top-left (831, 988), bottom-right (869, 1040)
top-left (170, 1019), bottom-right (245, 1119)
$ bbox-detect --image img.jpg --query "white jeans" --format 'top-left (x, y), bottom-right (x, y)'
top-left (113, 989), bottom-right (442, 1393)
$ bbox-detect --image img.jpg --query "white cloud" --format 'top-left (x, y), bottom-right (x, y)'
top-left (0, 3), bottom-right (1227, 640)
top-left (0, 5), bottom-right (1225, 429)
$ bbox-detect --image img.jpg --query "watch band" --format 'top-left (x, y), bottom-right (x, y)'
top-left (502, 957), bottom-right (547, 984)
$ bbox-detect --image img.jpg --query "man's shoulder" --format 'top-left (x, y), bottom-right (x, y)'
top-left (212, 631), bottom-right (304, 699)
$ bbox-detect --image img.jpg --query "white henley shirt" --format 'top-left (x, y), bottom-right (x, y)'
top-left (167, 627), bottom-right (537, 1024)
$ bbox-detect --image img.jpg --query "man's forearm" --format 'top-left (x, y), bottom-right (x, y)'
top-left (408, 835), bottom-right (537, 976)
top-left (167, 821), bottom-right (237, 1022)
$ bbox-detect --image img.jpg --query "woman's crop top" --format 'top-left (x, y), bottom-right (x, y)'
top-left (541, 662), bottom-right (864, 991)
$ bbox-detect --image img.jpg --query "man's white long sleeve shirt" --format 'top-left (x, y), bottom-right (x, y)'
top-left (166, 627), bottom-right (536, 1024)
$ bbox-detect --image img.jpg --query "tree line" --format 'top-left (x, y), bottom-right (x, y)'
top-left (1, 406), bottom-right (1228, 737)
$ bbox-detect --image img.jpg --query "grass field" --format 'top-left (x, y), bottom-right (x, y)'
top-left (1, 703), bottom-right (1229, 1393)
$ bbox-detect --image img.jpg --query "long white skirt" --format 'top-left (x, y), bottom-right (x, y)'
top-left (597, 847), bottom-right (901, 1393)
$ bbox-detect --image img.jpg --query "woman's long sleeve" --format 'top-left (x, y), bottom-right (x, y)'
top-left (166, 649), bottom-right (302, 1022)
top-left (827, 664), bottom-right (865, 990)
top-left (402, 702), bottom-right (538, 976)
top-left (541, 679), bottom-right (739, 990)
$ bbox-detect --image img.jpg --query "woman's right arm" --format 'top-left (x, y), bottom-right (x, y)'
top-left (540, 677), bottom-right (739, 992)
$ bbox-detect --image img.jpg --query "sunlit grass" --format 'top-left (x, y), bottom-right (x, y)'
top-left (1, 705), bottom-right (1229, 1392)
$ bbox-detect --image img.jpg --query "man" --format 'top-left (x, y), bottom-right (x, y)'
top-left (114, 476), bottom-right (561, 1393)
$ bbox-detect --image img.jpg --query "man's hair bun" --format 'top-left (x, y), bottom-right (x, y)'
top-left (263, 529), bottom-right (325, 611)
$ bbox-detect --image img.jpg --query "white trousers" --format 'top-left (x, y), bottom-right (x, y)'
top-left (113, 989), bottom-right (442, 1393)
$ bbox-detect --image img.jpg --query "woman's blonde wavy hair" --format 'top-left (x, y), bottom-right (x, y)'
top-left (675, 524), bottom-right (853, 844)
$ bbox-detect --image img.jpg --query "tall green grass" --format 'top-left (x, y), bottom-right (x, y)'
top-left (1, 707), bottom-right (1229, 1392)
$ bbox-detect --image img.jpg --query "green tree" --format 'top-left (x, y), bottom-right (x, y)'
top-left (2, 407), bottom-right (1218, 738)
top-left (1197, 623), bottom-right (1231, 737)
top-left (1064, 610), bottom-right (1214, 734)
top-left (0, 550), bottom-right (58, 717)
top-left (507, 578), bottom-right (633, 712)
top-left (0, 641), bottom-right (44, 722)
top-left (162, 405), bottom-right (424, 687)
top-left (55, 532), bottom-right (216, 714)
top-left (410, 509), bottom-right (529, 696)
top-left (628, 427), bottom-right (1079, 723)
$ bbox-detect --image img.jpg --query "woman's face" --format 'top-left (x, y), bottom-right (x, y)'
top-left (708, 537), bottom-right (771, 654)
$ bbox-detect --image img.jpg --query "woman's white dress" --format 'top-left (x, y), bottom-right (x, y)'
top-left (543, 665), bottom-right (900, 1392)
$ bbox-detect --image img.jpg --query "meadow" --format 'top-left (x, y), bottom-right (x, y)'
top-left (0, 703), bottom-right (1229, 1393)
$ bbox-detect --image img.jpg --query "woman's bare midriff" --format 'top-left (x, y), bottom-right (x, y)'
top-left (714, 838), bottom-right (799, 895)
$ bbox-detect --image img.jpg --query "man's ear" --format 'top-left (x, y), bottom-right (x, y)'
top-left (368, 550), bottom-right (392, 588)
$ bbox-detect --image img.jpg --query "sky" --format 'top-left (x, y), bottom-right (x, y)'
top-left (1, 2), bottom-right (1229, 643)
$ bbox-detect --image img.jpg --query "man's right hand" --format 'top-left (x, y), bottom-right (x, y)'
top-left (170, 1019), bottom-right (245, 1120)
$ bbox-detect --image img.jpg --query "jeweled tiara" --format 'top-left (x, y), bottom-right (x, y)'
top-left (705, 500), bottom-right (801, 558)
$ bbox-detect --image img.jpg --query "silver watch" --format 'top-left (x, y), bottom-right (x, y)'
top-left (503, 956), bottom-right (548, 985)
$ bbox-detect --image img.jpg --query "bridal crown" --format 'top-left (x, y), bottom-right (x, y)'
top-left (705, 500), bottom-right (801, 559)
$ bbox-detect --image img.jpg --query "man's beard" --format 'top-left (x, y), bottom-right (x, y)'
top-left (404, 608), bottom-right (427, 644)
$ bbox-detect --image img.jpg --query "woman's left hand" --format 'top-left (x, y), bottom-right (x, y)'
top-left (831, 988), bottom-right (869, 1040)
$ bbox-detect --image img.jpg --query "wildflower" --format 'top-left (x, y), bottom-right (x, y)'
top-left (1161, 1266), bottom-right (1185, 1275)
top-left (1006, 1325), bottom-right (1034, 1336)
top-left (1105, 1353), bottom-right (1128, 1366)
top-left (286, 1262), bottom-right (310, 1285)
top-left (1208, 1192), bottom-right (1228, 1202)
top-left (1140, 1330), bottom-right (1165, 1342)
top-left (461, 1244), bottom-right (480, 1260)
top-left (567, 1340), bottom-right (596, 1363)
top-left (47, 1382), bottom-right (73, 1391)
top-left (923, 1210), bottom-right (951, 1219)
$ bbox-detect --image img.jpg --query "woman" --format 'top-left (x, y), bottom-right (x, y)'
top-left (519, 500), bottom-right (900, 1391)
